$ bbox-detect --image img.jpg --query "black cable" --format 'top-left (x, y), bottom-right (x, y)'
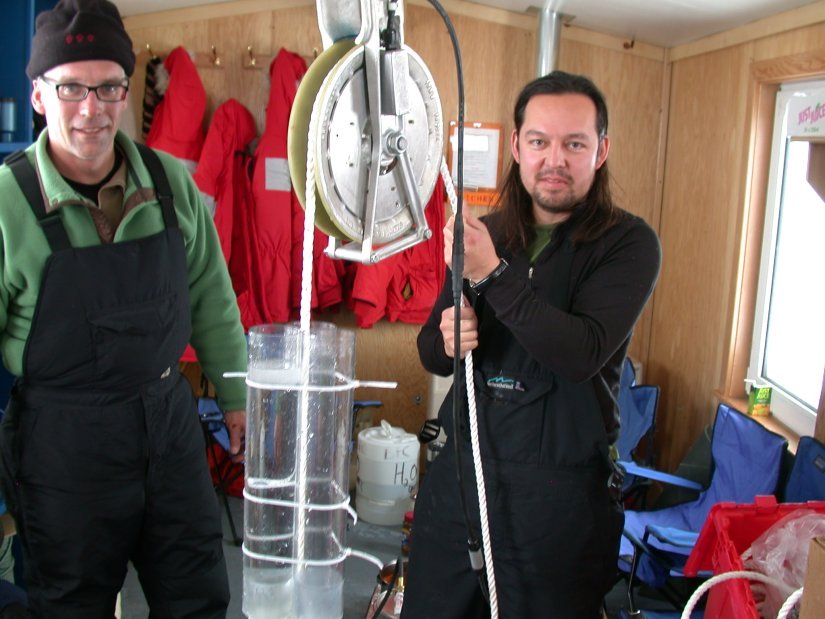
top-left (371, 556), bottom-right (403, 619)
top-left (427, 0), bottom-right (489, 605)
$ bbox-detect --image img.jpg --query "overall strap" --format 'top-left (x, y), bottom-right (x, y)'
top-left (3, 150), bottom-right (72, 252)
top-left (134, 143), bottom-right (178, 230)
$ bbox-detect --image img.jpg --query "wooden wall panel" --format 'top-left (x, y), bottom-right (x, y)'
top-left (127, 12), bottom-right (273, 136)
top-left (750, 21), bottom-right (825, 63)
top-left (648, 45), bottom-right (753, 470)
top-left (651, 17), bottom-right (825, 470)
top-left (327, 314), bottom-right (431, 435)
top-left (406, 4), bottom-right (536, 145)
top-left (559, 40), bottom-right (666, 364)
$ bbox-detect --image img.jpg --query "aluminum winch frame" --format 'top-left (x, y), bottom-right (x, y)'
top-left (307, 0), bottom-right (442, 264)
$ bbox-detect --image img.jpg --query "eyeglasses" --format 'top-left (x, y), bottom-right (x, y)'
top-left (39, 76), bottom-right (129, 102)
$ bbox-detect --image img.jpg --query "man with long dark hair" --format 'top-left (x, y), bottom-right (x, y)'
top-left (403, 71), bottom-right (661, 618)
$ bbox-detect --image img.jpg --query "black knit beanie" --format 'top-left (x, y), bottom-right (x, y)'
top-left (26, 0), bottom-right (135, 80)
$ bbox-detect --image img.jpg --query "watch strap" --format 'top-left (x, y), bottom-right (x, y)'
top-left (470, 258), bottom-right (509, 294)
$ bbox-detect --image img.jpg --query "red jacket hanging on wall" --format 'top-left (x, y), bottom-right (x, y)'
top-left (193, 98), bottom-right (263, 331)
top-left (145, 47), bottom-right (206, 173)
top-left (349, 178), bottom-right (446, 328)
top-left (251, 48), bottom-right (343, 323)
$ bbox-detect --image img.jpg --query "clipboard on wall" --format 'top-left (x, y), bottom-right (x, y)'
top-left (446, 121), bottom-right (504, 207)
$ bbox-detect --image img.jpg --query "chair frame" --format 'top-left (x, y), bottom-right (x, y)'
top-left (618, 404), bottom-right (789, 615)
top-left (198, 397), bottom-right (243, 547)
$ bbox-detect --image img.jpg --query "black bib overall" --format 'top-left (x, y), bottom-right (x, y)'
top-left (403, 240), bottom-right (624, 619)
top-left (0, 148), bottom-right (229, 619)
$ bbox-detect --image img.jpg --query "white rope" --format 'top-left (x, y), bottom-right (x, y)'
top-left (440, 158), bottom-right (499, 619)
top-left (243, 487), bottom-right (350, 511)
top-left (679, 570), bottom-right (801, 619)
top-left (242, 542), bottom-right (384, 571)
top-left (233, 374), bottom-right (396, 392)
top-left (348, 548), bottom-right (387, 571)
top-left (300, 95), bottom-right (320, 337)
top-left (440, 157), bottom-right (459, 212)
top-left (243, 544), bottom-right (347, 567)
top-left (294, 83), bottom-right (324, 573)
top-left (777, 587), bottom-right (803, 619)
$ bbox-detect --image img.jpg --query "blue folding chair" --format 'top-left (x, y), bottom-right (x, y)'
top-left (618, 403), bottom-right (788, 613)
top-left (615, 358), bottom-right (659, 508)
top-left (198, 397), bottom-right (243, 546)
top-left (782, 435), bottom-right (825, 502)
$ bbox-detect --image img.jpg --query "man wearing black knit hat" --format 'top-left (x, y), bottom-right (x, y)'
top-left (0, 1), bottom-right (247, 617)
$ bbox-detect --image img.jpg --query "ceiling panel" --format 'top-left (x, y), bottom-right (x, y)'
top-left (111, 0), bottom-right (823, 47)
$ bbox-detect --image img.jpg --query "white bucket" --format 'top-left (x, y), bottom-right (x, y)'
top-left (356, 420), bottom-right (419, 525)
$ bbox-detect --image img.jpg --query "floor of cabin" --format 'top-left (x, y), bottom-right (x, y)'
top-left (120, 495), bottom-right (687, 619)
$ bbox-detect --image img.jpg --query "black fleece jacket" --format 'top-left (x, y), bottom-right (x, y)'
top-left (418, 207), bottom-right (661, 465)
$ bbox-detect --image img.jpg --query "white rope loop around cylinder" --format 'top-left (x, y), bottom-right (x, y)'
top-left (440, 158), bottom-right (499, 618)
top-left (242, 487), bottom-right (352, 512)
top-left (243, 543), bottom-right (349, 567)
top-left (242, 544), bottom-right (385, 572)
top-left (241, 375), bottom-right (397, 393)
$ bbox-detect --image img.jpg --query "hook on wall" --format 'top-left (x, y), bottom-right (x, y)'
top-left (623, 38), bottom-right (636, 50)
top-left (145, 43), bottom-right (158, 59)
top-left (243, 45), bottom-right (269, 70)
top-left (211, 45), bottom-right (222, 66)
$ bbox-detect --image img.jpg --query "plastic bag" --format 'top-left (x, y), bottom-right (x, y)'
top-left (742, 510), bottom-right (825, 619)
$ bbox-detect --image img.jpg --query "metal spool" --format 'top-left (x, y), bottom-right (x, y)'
top-left (288, 38), bottom-right (357, 240)
top-left (287, 0), bottom-right (443, 260)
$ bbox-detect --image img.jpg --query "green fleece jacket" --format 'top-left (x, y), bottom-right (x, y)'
top-left (0, 130), bottom-right (247, 411)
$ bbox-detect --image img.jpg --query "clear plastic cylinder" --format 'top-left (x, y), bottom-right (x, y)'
top-left (243, 322), bottom-right (356, 619)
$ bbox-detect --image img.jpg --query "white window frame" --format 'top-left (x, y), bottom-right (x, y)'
top-left (747, 81), bottom-right (825, 437)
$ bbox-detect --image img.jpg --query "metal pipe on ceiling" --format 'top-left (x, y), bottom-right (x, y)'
top-left (535, 7), bottom-right (563, 77)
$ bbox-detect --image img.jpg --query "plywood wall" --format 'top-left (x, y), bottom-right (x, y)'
top-left (647, 44), bottom-right (753, 469)
top-left (558, 38), bottom-right (667, 364)
top-left (649, 18), bottom-right (825, 470)
top-left (125, 0), bottom-right (667, 438)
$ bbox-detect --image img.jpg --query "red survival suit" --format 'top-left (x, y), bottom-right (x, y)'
top-left (349, 178), bottom-right (446, 327)
top-left (193, 98), bottom-right (264, 333)
top-left (145, 47), bottom-right (206, 173)
top-left (251, 48), bottom-right (343, 323)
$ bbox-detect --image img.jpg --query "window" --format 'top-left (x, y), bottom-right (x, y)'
top-left (747, 81), bottom-right (825, 437)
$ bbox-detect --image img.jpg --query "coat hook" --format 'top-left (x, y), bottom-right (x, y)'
top-left (211, 45), bottom-right (221, 66)
top-left (247, 45), bottom-right (256, 67)
top-left (146, 43), bottom-right (158, 59)
top-left (623, 38), bottom-right (636, 50)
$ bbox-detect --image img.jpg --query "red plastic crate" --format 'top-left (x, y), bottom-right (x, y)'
top-left (683, 495), bottom-right (825, 619)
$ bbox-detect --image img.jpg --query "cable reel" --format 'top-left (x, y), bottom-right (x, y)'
top-left (287, 0), bottom-right (443, 264)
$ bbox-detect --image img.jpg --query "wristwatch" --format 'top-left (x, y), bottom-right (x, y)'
top-left (469, 258), bottom-right (508, 294)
